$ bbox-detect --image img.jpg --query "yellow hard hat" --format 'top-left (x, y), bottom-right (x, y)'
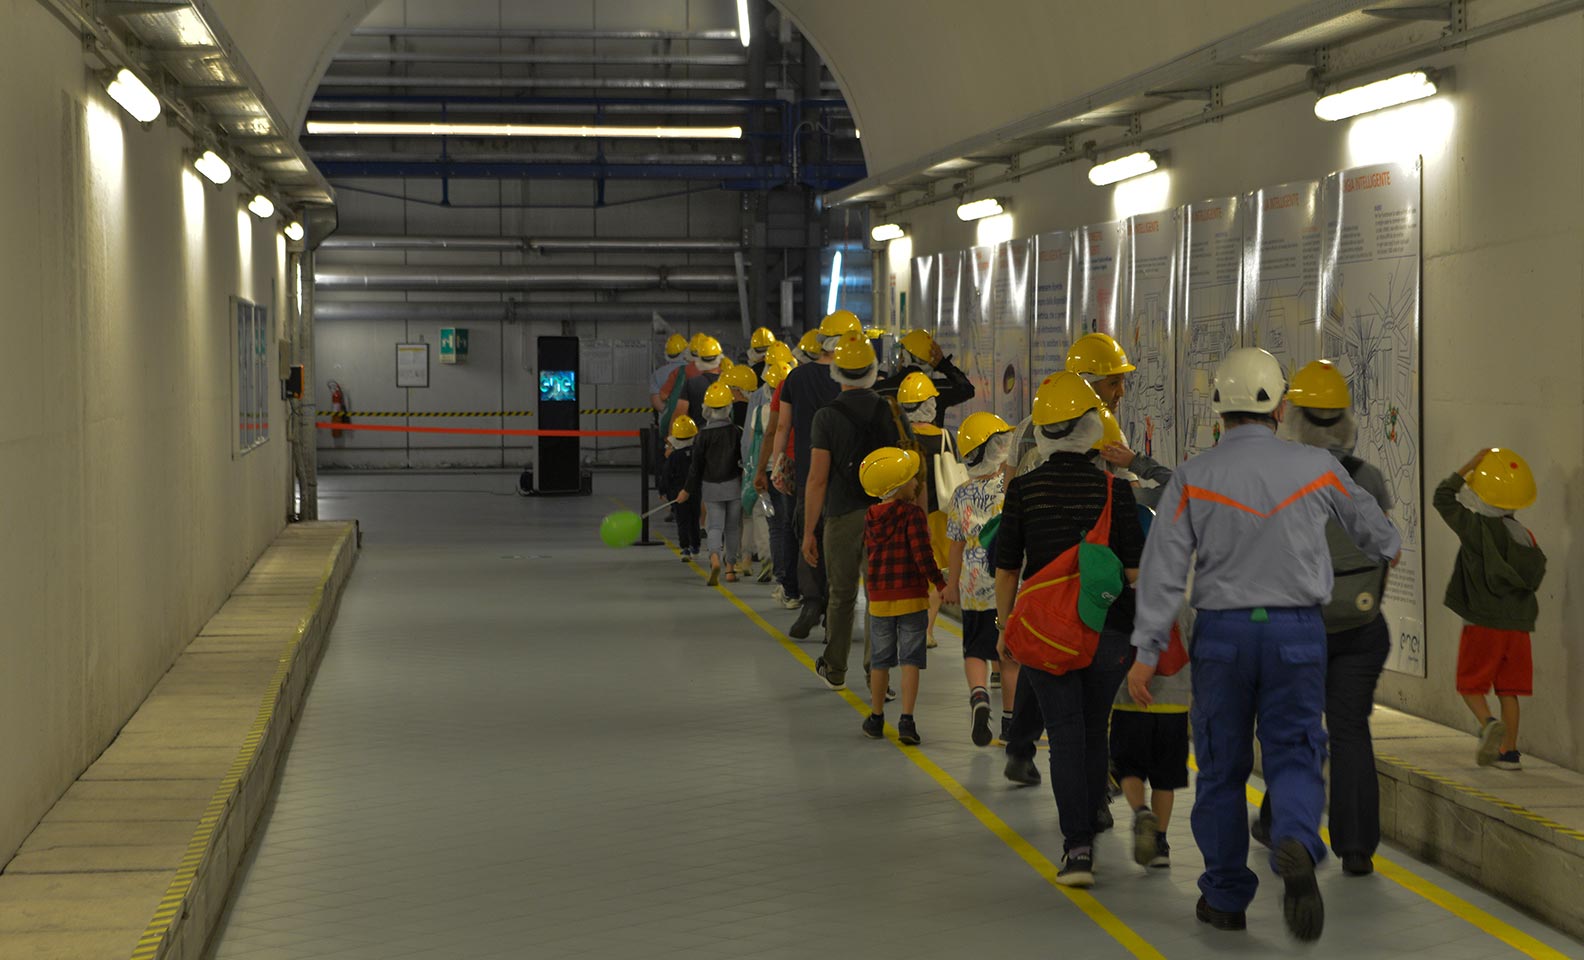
top-left (899, 329), bottom-right (936, 363)
top-left (690, 332), bottom-right (709, 353)
top-left (703, 382), bottom-right (734, 409)
top-left (1093, 405), bottom-right (1126, 451)
top-left (761, 360), bottom-right (793, 388)
top-left (719, 364), bottom-right (758, 393)
top-left (670, 415), bottom-right (698, 440)
top-left (859, 446), bottom-right (923, 499)
top-left (1468, 448), bottom-right (1537, 511)
top-left (665, 334), bottom-right (688, 358)
top-left (817, 309), bottom-right (863, 338)
top-left (1066, 332), bottom-right (1136, 377)
top-left (1287, 359), bottom-right (1351, 409)
top-left (957, 411), bottom-right (1012, 456)
top-left (832, 332), bottom-right (877, 372)
top-left (750, 326), bottom-right (778, 350)
top-left (766, 342), bottom-right (794, 367)
top-left (897, 371), bottom-right (940, 405)
top-left (864, 327), bottom-right (885, 340)
top-left (796, 330), bottom-right (824, 360)
top-left (694, 336), bottom-right (723, 361)
top-left (1033, 371), bottom-right (1104, 426)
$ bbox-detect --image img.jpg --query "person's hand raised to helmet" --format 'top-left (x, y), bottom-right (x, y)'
top-left (928, 341), bottom-right (945, 367)
top-left (1099, 441), bottom-right (1136, 468)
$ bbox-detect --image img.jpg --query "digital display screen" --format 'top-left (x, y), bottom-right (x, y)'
top-left (540, 370), bottom-right (576, 402)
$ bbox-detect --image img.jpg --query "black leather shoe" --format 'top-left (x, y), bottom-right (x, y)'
top-left (1276, 839), bottom-right (1325, 941)
top-left (788, 602), bottom-right (822, 639)
top-left (1196, 895), bottom-right (1247, 931)
top-left (1003, 755), bottom-right (1041, 786)
top-left (1250, 813), bottom-right (1271, 849)
top-left (1342, 852), bottom-right (1374, 876)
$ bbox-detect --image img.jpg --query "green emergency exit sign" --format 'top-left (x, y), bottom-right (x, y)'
top-left (439, 327), bottom-right (469, 364)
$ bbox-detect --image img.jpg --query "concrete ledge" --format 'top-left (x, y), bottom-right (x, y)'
top-left (1369, 707), bottom-right (1584, 941)
top-left (0, 522), bottom-right (358, 960)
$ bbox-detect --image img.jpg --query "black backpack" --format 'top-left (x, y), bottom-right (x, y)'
top-left (827, 392), bottom-right (914, 501)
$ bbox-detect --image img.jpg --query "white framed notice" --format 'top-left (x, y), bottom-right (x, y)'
top-left (396, 342), bottom-right (430, 388)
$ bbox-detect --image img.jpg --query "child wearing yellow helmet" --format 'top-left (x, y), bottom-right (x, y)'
top-left (660, 416), bottom-right (702, 561)
top-left (859, 446), bottom-right (944, 745)
top-left (675, 383), bottom-right (746, 585)
top-left (1436, 448), bottom-right (1546, 770)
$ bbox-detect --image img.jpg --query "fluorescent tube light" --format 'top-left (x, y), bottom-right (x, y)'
top-left (247, 195), bottom-right (275, 219)
top-left (105, 68), bottom-right (161, 123)
top-left (871, 223), bottom-right (905, 243)
top-left (1315, 70), bottom-right (1439, 122)
top-left (303, 120), bottom-right (743, 140)
top-left (736, 0), bottom-right (750, 47)
top-left (956, 198), bottom-right (1004, 222)
top-left (193, 149), bottom-right (231, 184)
top-left (1088, 151), bottom-right (1159, 186)
top-left (283, 221), bottom-right (305, 242)
top-left (827, 251), bottom-right (843, 315)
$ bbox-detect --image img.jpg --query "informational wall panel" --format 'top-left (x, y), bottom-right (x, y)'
top-left (1319, 161), bottom-right (1425, 677)
top-left (957, 245), bottom-right (998, 430)
top-left (991, 239), bottom-right (1035, 425)
top-left (1179, 198), bottom-right (1243, 460)
top-left (1244, 181), bottom-right (1322, 373)
top-left (1073, 220), bottom-right (1128, 337)
top-left (1116, 210), bottom-right (1180, 468)
top-left (1031, 231), bottom-right (1074, 381)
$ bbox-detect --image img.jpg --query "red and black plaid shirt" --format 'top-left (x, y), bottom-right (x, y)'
top-left (864, 500), bottom-right (945, 603)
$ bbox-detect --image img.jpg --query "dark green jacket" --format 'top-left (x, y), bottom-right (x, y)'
top-left (1432, 475), bottom-right (1546, 631)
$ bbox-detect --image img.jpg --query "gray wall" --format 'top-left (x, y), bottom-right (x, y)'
top-left (0, 1), bottom-right (292, 863)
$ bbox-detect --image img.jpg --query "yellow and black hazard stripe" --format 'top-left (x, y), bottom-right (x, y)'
top-left (579, 406), bottom-right (652, 415)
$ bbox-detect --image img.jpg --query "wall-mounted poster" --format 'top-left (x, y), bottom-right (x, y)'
top-left (1116, 210), bottom-right (1180, 471)
top-left (932, 251), bottom-right (965, 397)
top-left (1031, 231), bottom-right (1073, 381)
top-left (1319, 160), bottom-right (1425, 677)
top-left (1072, 220), bottom-right (1129, 338)
top-left (253, 304), bottom-right (270, 447)
top-left (954, 244), bottom-right (998, 430)
top-left (1179, 198), bottom-right (1243, 460)
top-left (991, 239), bottom-right (1035, 425)
top-left (1243, 181), bottom-right (1322, 374)
top-left (396, 342), bottom-right (430, 388)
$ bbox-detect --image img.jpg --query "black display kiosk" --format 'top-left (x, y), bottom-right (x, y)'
top-left (535, 335), bottom-right (584, 495)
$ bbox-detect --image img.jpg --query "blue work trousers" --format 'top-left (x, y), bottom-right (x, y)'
top-left (1191, 607), bottom-right (1328, 914)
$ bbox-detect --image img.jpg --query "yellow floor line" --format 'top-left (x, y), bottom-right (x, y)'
top-left (1192, 758), bottom-right (1571, 959)
top-left (664, 537), bottom-right (1164, 960)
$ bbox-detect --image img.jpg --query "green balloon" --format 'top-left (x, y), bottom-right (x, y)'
top-left (600, 510), bottom-right (642, 548)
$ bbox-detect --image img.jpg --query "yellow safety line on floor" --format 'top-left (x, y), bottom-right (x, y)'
top-left (664, 537), bottom-right (1164, 960)
top-left (1192, 758), bottom-right (1571, 959)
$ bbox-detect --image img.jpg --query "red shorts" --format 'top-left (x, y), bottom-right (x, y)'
top-left (1456, 625), bottom-right (1532, 696)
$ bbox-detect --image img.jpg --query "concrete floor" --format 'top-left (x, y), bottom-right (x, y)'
top-left (205, 472), bottom-right (1583, 960)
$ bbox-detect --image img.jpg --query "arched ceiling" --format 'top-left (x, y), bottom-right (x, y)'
top-left (207, 0), bottom-right (381, 127)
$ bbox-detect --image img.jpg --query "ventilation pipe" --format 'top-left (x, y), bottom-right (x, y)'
top-left (313, 265), bottom-right (741, 292)
top-left (315, 301), bottom-right (742, 323)
top-left (319, 235), bottom-right (743, 254)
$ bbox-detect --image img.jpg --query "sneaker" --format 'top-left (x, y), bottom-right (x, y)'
top-left (756, 561), bottom-right (774, 583)
top-left (1250, 813), bottom-right (1271, 849)
top-left (1149, 833), bottom-right (1171, 869)
top-left (1495, 750), bottom-right (1523, 770)
top-left (679, 549), bottom-right (693, 563)
top-left (814, 658), bottom-right (844, 691)
top-left (999, 715), bottom-right (1012, 743)
top-left (862, 713), bottom-right (885, 739)
top-left (1131, 808), bottom-right (1160, 867)
top-left (1275, 838), bottom-right (1325, 942)
top-left (1341, 853), bottom-right (1373, 876)
top-left (1004, 755), bottom-right (1041, 786)
top-left (1055, 851), bottom-right (1094, 888)
top-left (989, 669), bottom-right (1001, 688)
top-left (788, 602), bottom-right (823, 639)
top-left (770, 584), bottom-right (786, 603)
top-left (897, 716), bottom-right (921, 745)
top-left (778, 594), bottom-right (803, 610)
top-left (1476, 718), bottom-right (1506, 767)
top-left (969, 694), bottom-right (992, 747)
top-left (1094, 802), bottom-right (1114, 834)
top-left (1196, 895), bottom-right (1247, 931)
top-left (885, 687), bottom-right (897, 703)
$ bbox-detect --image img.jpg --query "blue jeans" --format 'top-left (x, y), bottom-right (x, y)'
top-left (704, 497), bottom-right (742, 563)
top-left (871, 610), bottom-right (928, 669)
top-left (1191, 607), bottom-right (1328, 913)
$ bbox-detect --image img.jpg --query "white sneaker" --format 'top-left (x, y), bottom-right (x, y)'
top-left (771, 585), bottom-right (786, 603)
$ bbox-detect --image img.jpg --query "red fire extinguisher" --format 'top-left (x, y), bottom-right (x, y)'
top-left (328, 380), bottom-right (351, 438)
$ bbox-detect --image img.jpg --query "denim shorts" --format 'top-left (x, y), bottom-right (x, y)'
top-left (871, 610), bottom-right (928, 669)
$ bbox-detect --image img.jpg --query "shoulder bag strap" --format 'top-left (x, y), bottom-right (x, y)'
top-left (1085, 475), bottom-right (1116, 546)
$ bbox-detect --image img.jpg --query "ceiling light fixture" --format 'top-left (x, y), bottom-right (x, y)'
top-left (1087, 151), bottom-right (1161, 186)
top-left (303, 120), bottom-right (744, 140)
top-left (736, 0), bottom-right (751, 47)
top-left (871, 223), bottom-right (906, 243)
top-left (956, 198), bottom-right (1004, 222)
top-left (827, 250), bottom-right (843, 315)
top-left (105, 68), bottom-right (161, 123)
top-left (283, 221), bottom-right (305, 242)
top-left (247, 194), bottom-right (275, 219)
top-left (1315, 69), bottom-right (1439, 121)
top-left (193, 149), bottom-right (232, 185)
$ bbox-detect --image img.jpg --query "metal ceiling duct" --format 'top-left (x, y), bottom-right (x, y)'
top-left (316, 301), bottom-right (740, 322)
top-left (349, 27), bottom-right (740, 41)
top-left (303, 150), bottom-right (748, 165)
top-left (320, 236), bottom-right (742, 254)
top-left (317, 75), bottom-right (746, 92)
top-left (306, 100), bottom-right (803, 118)
top-left (315, 265), bottom-right (739, 292)
top-left (334, 51), bottom-right (746, 67)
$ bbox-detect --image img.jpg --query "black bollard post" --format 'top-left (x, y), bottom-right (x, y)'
top-left (637, 426), bottom-right (662, 546)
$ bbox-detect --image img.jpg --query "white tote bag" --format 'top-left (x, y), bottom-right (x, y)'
top-left (933, 428), bottom-right (970, 506)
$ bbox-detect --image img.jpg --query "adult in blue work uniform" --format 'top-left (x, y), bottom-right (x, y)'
top-left (1127, 348), bottom-right (1399, 942)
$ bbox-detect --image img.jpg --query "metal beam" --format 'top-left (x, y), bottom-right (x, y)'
top-left (1362, 4), bottom-right (1454, 21)
top-left (333, 51), bottom-right (746, 67)
top-left (316, 75), bottom-right (746, 92)
top-left (349, 26), bottom-right (740, 41)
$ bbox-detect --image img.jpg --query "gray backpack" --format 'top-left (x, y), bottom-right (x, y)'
top-left (1322, 455), bottom-right (1389, 633)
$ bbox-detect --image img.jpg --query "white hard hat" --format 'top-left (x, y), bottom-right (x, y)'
top-left (1211, 348), bottom-right (1286, 415)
